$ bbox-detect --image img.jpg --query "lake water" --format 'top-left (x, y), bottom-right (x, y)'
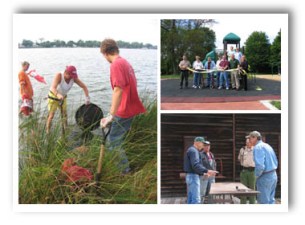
top-left (18, 48), bottom-right (157, 122)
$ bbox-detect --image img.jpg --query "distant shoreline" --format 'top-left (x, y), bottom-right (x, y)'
top-left (18, 39), bottom-right (157, 50)
top-left (18, 46), bottom-right (157, 50)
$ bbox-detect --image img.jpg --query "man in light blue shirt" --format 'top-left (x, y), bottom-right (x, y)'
top-left (247, 131), bottom-right (278, 204)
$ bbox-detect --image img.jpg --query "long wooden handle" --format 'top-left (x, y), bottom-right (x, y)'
top-left (97, 144), bottom-right (105, 175)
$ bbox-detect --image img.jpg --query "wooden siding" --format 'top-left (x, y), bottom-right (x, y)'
top-left (161, 113), bottom-right (281, 198)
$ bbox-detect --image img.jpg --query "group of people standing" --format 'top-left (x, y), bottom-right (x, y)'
top-left (178, 46), bottom-right (249, 91)
top-left (184, 130), bottom-right (278, 204)
top-left (18, 38), bottom-right (146, 174)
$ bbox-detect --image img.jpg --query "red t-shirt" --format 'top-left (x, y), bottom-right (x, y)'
top-left (110, 56), bottom-right (146, 118)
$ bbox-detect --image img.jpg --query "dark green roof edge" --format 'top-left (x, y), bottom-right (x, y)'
top-left (223, 33), bottom-right (241, 42)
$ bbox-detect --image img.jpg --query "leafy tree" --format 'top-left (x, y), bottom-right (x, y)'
top-left (40, 41), bottom-right (53, 48)
top-left (244, 31), bottom-right (271, 73)
top-left (66, 40), bottom-right (75, 47)
top-left (77, 40), bottom-right (85, 47)
top-left (270, 30), bottom-right (281, 73)
top-left (161, 19), bottom-right (216, 75)
top-left (21, 39), bottom-right (34, 48)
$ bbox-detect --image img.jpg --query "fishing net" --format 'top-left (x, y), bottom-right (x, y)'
top-left (75, 103), bottom-right (103, 131)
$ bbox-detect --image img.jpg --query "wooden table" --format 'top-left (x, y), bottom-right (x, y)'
top-left (209, 182), bottom-right (259, 204)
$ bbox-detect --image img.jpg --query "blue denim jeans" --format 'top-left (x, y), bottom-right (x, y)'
top-left (193, 73), bottom-right (201, 87)
top-left (185, 173), bottom-right (201, 204)
top-left (200, 176), bottom-right (215, 203)
top-left (106, 116), bottom-right (133, 173)
top-left (206, 73), bottom-right (214, 87)
top-left (219, 71), bottom-right (229, 88)
top-left (216, 72), bottom-right (221, 87)
top-left (256, 171), bottom-right (277, 204)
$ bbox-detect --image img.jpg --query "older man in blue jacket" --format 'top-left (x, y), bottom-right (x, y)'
top-left (184, 137), bottom-right (217, 204)
top-left (247, 131), bottom-right (278, 204)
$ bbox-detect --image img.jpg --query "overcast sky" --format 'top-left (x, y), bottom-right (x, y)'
top-left (13, 14), bottom-right (159, 45)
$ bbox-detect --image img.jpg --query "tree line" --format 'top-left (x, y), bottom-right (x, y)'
top-left (19, 39), bottom-right (157, 49)
top-left (244, 30), bottom-right (281, 74)
top-left (161, 19), bottom-right (281, 74)
top-left (161, 19), bottom-right (217, 75)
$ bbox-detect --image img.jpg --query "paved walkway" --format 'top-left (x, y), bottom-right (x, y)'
top-left (161, 75), bottom-right (281, 110)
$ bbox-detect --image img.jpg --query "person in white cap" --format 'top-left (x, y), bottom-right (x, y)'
top-left (46, 65), bottom-right (90, 133)
top-left (247, 131), bottom-right (278, 204)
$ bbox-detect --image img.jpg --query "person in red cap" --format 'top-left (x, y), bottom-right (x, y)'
top-left (46, 65), bottom-right (90, 134)
top-left (18, 61), bottom-right (34, 116)
top-left (99, 38), bottom-right (146, 174)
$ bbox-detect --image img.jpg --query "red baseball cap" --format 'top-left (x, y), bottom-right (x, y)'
top-left (66, 65), bottom-right (78, 78)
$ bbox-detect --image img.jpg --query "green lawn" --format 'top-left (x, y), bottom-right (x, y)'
top-left (161, 74), bottom-right (181, 79)
top-left (271, 101), bottom-right (281, 110)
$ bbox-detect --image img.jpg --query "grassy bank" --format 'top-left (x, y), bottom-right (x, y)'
top-left (18, 98), bottom-right (157, 204)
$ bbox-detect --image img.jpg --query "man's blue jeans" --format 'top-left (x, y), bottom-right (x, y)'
top-left (106, 116), bottom-right (133, 173)
top-left (219, 71), bottom-right (229, 88)
top-left (216, 71), bottom-right (221, 87)
top-left (256, 171), bottom-right (277, 204)
top-left (200, 176), bottom-right (215, 203)
top-left (207, 73), bottom-right (214, 87)
top-left (185, 173), bottom-right (201, 204)
top-left (193, 73), bottom-right (201, 87)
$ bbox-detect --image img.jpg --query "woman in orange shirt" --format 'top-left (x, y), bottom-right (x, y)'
top-left (18, 61), bottom-right (33, 116)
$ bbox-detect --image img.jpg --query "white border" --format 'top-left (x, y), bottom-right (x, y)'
top-left (13, 13), bottom-right (288, 212)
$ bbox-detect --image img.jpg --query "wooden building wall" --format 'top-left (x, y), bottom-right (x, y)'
top-left (161, 114), bottom-right (281, 198)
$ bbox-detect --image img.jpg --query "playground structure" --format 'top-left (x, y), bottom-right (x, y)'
top-left (223, 32), bottom-right (241, 52)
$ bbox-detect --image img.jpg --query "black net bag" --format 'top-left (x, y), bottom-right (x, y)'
top-left (75, 103), bottom-right (104, 131)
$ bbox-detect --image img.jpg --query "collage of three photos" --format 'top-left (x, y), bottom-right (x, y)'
top-left (15, 14), bottom-right (287, 209)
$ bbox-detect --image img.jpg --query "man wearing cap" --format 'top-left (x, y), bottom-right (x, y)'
top-left (46, 65), bottom-right (90, 133)
top-left (200, 140), bottom-right (217, 203)
top-left (99, 38), bottom-right (146, 174)
top-left (184, 137), bottom-right (217, 204)
top-left (238, 137), bottom-right (256, 204)
top-left (247, 131), bottom-right (278, 204)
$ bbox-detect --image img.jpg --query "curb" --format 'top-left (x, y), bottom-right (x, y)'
top-left (260, 100), bottom-right (280, 110)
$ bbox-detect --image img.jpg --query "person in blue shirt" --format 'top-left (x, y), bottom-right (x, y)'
top-left (247, 131), bottom-right (278, 204)
top-left (204, 57), bottom-right (216, 88)
top-left (183, 137), bottom-right (217, 204)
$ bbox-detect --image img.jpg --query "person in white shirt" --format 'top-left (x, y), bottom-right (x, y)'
top-left (234, 47), bottom-right (243, 62)
top-left (227, 46), bottom-right (235, 58)
top-left (192, 56), bottom-right (204, 88)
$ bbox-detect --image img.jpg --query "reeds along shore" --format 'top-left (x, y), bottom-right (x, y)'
top-left (18, 97), bottom-right (157, 204)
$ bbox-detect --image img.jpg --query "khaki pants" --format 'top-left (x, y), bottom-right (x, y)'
top-left (231, 70), bottom-right (240, 89)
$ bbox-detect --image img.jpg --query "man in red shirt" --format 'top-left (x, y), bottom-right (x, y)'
top-left (100, 38), bottom-right (146, 174)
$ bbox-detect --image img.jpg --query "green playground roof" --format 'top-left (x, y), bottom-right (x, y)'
top-left (223, 33), bottom-right (241, 42)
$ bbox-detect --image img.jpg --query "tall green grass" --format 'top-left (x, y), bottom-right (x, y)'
top-left (18, 98), bottom-right (157, 204)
